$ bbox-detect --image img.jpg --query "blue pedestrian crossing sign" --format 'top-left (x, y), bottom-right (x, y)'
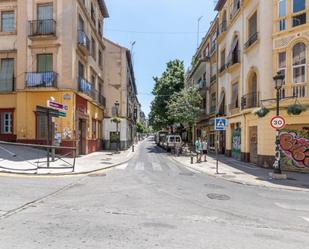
top-left (215, 118), bottom-right (227, 131)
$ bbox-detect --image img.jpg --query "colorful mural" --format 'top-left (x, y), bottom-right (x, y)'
top-left (279, 131), bottom-right (309, 168)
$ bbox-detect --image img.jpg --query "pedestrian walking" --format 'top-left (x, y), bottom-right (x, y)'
top-left (202, 138), bottom-right (208, 162)
top-left (195, 137), bottom-right (203, 163)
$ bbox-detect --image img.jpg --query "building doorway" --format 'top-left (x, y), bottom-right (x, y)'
top-left (249, 126), bottom-right (258, 164)
top-left (232, 127), bottom-right (241, 160)
top-left (78, 119), bottom-right (86, 155)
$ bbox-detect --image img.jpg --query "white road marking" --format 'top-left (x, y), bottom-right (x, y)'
top-left (275, 202), bottom-right (309, 212)
top-left (115, 163), bottom-right (128, 170)
top-left (135, 162), bottom-right (144, 171)
top-left (152, 162), bottom-right (163, 171)
top-left (301, 217), bottom-right (309, 223)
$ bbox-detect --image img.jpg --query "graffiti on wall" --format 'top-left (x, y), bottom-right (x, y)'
top-left (279, 131), bottom-right (309, 168)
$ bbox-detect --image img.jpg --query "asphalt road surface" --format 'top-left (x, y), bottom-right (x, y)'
top-left (0, 138), bottom-right (309, 249)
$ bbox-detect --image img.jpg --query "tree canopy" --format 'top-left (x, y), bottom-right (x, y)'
top-left (167, 86), bottom-right (203, 127)
top-left (149, 59), bottom-right (185, 130)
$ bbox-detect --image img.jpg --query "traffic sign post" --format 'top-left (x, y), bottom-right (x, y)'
top-left (214, 118), bottom-right (228, 174)
top-left (270, 116), bottom-right (285, 130)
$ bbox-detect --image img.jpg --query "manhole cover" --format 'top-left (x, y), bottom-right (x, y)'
top-left (179, 172), bottom-right (194, 176)
top-left (88, 173), bottom-right (106, 177)
top-left (207, 193), bottom-right (230, 200)
top-left (204, 184), bottom-right (225, 189)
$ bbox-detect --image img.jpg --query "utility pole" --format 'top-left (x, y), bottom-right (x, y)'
top-left (197, 16), bottom-right (203, 48)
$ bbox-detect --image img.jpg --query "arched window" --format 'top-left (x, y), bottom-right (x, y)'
top-left (292, 42), bottom-right (306, 83)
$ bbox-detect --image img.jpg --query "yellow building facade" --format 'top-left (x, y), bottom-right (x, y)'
top-left (0, 0), bottom-right (109, 155)
top-left (214, 0), bottom-right (309, 172)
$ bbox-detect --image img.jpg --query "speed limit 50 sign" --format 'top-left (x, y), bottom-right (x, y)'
top-left (270, 116), bottom-right (286, 129)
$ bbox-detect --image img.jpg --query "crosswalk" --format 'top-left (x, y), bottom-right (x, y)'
top-left (115, 161), bottom-right (199, 175)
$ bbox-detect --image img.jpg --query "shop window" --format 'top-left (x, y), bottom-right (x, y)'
top-left (1, 112), bottom-right (12, 134)
top-left (292, 43), bottom-right (306, 83)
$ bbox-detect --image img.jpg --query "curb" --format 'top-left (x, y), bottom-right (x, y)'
top-left (0, 145), bottom-right (138, 178)
top-left (169, 156), bottom-right (309, 193)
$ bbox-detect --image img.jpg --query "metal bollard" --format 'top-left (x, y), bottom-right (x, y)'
top-left (132, 144), bottom-right (134, 152)
top-left (191, 155), bottom-right (194, 164)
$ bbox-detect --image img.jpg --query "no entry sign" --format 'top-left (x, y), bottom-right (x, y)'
top-left (270, 116), bottom-right (285, 129)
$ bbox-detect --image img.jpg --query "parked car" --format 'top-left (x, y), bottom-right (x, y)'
top-left (155, 131), bottom-right (168, 146)
top-left (163, 135), bottom-right (182, 152)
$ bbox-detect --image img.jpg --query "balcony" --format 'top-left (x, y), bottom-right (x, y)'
top-left (227, 50), bottom-right (240, 68)
top-left (276, 83), bottom-right (309, 99)
top-left (241, 92), bottom-right (259, 109)
top-left (29, 20), bottom-right (56, 37)
top-left (78, 76), bottom-right (93, 97)
top-left (77, 30), bottom-right (90, 54)
top-left (210, 74), bottom-right (217, 83)
top-left (25, 72), bottom-right (57, 88)
top-left (218, 21), bottom-right (227, 35)
top-left (244, 32), bottom-right (258, 50)
top-left (0, 78), bottom-right (15, 92)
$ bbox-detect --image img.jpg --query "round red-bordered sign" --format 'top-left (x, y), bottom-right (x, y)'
top-left (270, 116), bottom-right (286, 129)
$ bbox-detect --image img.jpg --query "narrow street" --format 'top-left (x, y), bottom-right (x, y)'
top-left (0, 138), bottom-right (309, 249)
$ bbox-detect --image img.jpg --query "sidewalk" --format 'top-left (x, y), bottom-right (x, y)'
top-left (0, 142), bottom-right (140, 175)
top-left (171, 152), bottom-right (309, 192)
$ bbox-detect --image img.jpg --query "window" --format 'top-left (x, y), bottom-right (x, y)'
top-left (78, 61), bottom-right (85, 78)
top-left (36, 114), bottom-right (48, 139)
top-left (248, 11), bottom-right (257, 40)
top-left (211, 34), bottom-right (216, 53)
top-left (78, 15), bottom-right (84, 31)
top-left (0, 58), bottom-right (14, 92)
top-left (205, 45), bottom-right (209, 57)
top-left (278, 52), bottom-right (286, 80)
top-left (37, 54), bottom-right (53, 72)
top-left (210, 93), bottom-right (216, 113)
top-left (1, 112), bottom-right (12, 134)
top-left (278, 0), bottom-right (286, 31)
top-left (91, 2), bottom-right (96, 24)
top-left (98, 49), bottom-right (102, 67)
top-left (211, 62), bottom-right (217, 76)
top-left (98, 19), bottom-right (102, 37)
top-left (292, 43), bottom-right (306, 83)
top-left (292, 0), bottom-right (306, 27)
top-left (92, 119), bottom-right (96, 139)
top-left (37, 4), bottom-right (53, 34)
top-left (1, 11), bottom-right (14, 32)
top-left (231, 83), bottom-right (239, 108)
top-left (220, 49), bottom-right (226, 69)
top-left (91, 37), bottom-right (96, 60)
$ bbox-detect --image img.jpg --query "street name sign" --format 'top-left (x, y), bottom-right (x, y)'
top-left (47, 100), bottom-right (68, 111)
top-left (270, 116), bottom-right (285, 129)
top-left (215, 118), bottom-right (228, 131)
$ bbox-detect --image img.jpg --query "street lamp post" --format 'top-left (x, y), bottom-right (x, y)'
top-left (115, 101), bottom-right (120, 152)
top-left (272, 71), bottom-right (285, 175)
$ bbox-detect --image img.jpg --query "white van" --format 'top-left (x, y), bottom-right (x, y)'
top-left (163, 135), bottom-right (182, 151)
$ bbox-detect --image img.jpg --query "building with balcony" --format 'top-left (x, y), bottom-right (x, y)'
top-left (102, 38), bottom-right (139, 150)
top-left (185, 17), bottom-right (218, 149)
top-left (215, 0), bottom-right (273, 163)
top-left (0, 0), bottom-right (109, 155)
top-left (214, 0), bottom-right (309, 171)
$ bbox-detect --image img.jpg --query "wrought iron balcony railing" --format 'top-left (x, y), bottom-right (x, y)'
top-left (244, 32), bottom-right (258, 49)
top-left (77, 30), bottom-right (90, 51)
top-left (210, 74), bottom-right (217, 83)
top-left (218, 21), bottom-right (227, 35)
top-left (0, 77), bottom-right (15, 92)
top-left (25, 72), bottom-right (57, 87)
top-left (29, 19), bottom-right (56, 36)
top-left (241, 92), bottom-right (259, 109)
top-left (78, 76), bottom-right (93, 97)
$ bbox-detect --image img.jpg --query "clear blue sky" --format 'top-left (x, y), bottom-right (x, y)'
top-left (104, 0), bottom-right (217, 117)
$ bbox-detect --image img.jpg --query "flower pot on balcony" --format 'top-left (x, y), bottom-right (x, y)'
top-left (287, 104), bottom-right (307, 115)
top-left (252, 107), bottom-right (270, 118)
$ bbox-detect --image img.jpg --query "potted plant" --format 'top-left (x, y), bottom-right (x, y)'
top-left (287, 102), bottom-right (307, 115)
top-left (252, 107), bottom-right (270, 118)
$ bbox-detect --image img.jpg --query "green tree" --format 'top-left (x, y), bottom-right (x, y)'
top-left (167, 86), bottom-right (203, 127)
top-left (149, 60), bottom-right (185, 130)
top-left (136, 122), bottom-right (146, 134)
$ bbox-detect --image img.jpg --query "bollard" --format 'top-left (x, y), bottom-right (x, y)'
top-left (132, 144), bottom-right (134, 152)
top-left (191, 155), bottom-right (194, 164)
